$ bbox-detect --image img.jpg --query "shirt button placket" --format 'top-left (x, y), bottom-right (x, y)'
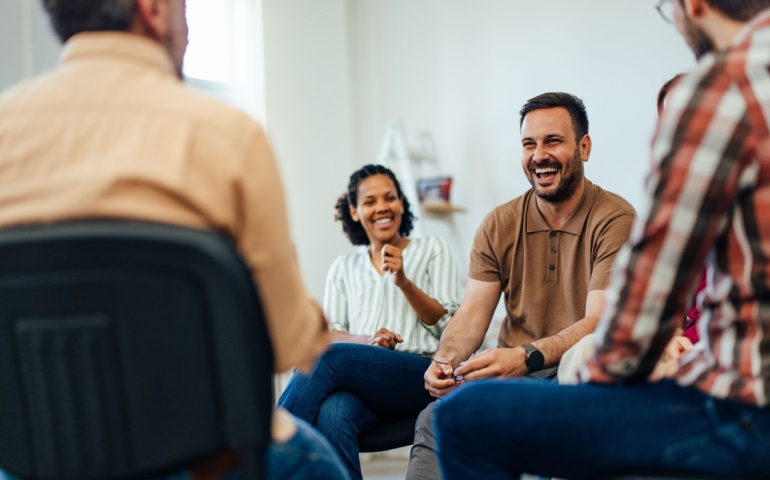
top-left (547, 230), bottom-right (558, 283)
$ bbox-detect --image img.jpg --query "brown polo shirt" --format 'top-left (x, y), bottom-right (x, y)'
top-left (470, 180), bottom-right (636, 348)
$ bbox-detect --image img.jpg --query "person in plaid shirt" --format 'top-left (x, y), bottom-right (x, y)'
top-left (434, 1), bottom-right (770, 478)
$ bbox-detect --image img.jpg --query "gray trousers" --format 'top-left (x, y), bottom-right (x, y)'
top-left (405, 400), bottom-right (441, 480)
top-left (405, 367), bottom-right (558, 479)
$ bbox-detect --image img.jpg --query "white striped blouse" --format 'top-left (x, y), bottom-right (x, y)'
top-left (324, 235), bottom-right (461, 356)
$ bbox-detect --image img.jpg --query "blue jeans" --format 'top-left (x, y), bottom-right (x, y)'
top-left (277, 343), bottom-right (434, 480)
top-left (265, 416), bottom-right (350, 480)
top-left (435, 379), bottom-right (770, 480)
top-left (0, 416), bottom-right (348, 480)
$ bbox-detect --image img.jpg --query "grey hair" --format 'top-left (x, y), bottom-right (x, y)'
top-left (41, 0), bottom-right (137, 42)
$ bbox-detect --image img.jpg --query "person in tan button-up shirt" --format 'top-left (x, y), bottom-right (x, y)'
top-left (0, 1), bottom-right (345, 479)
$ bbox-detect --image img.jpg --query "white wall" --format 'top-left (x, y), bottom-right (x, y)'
top-left (0, 0), bottom-right (60, 91)
top-left (261, 0), bottom-right (358, 300)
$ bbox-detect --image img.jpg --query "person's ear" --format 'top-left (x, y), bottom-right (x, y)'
top-left (135, 0), bottom-right (170, 40)
top-left (579, 134), bottom-right (592, 162)
top-left (682, 0), bottom-right (704, 18)
top-left (349, 204), bottom-right (360, 222)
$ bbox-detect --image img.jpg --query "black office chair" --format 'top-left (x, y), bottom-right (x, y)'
top-left (0, 221), bottom-right (274, 480)
top-left (358, 417), bottom-right (416, 453)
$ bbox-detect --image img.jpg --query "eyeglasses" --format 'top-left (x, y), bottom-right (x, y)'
top-left (656, 0), bottom-right (675, 24)
top-left (431, 353), bottom-right (475, 381)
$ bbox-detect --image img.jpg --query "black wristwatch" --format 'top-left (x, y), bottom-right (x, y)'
top-left (520, 343), bottom-right (544, 373)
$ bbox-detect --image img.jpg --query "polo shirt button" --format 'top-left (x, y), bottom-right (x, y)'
top-left (549, 265), bottom-right (555, 271)
top-left (550, 231), bottom-right (557, 237)
top-left (551, 247), bottom-right (557, 254)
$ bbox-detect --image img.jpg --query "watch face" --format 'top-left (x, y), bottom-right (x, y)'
top-left (526, 349), bottom-right (545, 372)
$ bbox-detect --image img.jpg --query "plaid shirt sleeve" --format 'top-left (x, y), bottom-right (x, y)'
top-left (583, 54), bottom-right (756, 383)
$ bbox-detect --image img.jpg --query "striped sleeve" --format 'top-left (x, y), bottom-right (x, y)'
top-left (585, 59), bottom-right (753, 382)
top-left (323, 255), bottom-right (350, 332)
top-left (420, 236), bottom-right (462, 338)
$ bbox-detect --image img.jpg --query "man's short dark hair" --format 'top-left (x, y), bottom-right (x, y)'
top-left (41, 0), bottom-right (137, 42)
top-left (519, 92), bottom-right (589, 142)
top-left (704, 0), bottom-right (770, 22)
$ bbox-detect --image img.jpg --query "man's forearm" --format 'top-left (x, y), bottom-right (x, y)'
top-left (531, 315), bottom-right (599, 368)
top-left (434, 278), bottom-right (501, 365)
top-left (434, 312), bottom-right (490, 365)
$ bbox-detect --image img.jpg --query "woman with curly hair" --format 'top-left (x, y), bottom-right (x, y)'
top-left (278, 164), bottom-right (461, 480)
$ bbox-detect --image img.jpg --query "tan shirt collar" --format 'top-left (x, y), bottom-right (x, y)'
top-left (60, 31), bottom-right (177, 78)
top-left (526, 179), bottom-right (595, 236)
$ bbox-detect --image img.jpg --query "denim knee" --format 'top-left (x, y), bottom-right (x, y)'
top-left (315, 391), bottom-right (377, 438)
top-left (267, 416), bottom-right (351, 480)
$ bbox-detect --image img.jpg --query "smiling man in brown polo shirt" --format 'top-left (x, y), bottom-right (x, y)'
top-left (405, 92), bottom-right (637, 479)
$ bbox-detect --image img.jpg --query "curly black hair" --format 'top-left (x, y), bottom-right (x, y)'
top-left (335, 164), bottom-right (415, 246)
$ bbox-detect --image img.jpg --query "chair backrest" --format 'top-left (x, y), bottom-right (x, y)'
top-left (0, 221), bottom-right (274, 480)
top-left (358, 418), bottom-right (416, 453)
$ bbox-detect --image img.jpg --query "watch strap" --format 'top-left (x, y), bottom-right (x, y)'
top-left (520, 343), bottom-right (544, 373)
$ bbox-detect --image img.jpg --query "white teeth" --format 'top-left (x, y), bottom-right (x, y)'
top-left (535, 167), bottom-right (558, 174)
top-left (374, 218), bottom-right (392, 225)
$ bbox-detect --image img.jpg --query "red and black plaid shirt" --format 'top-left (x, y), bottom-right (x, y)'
top-left (585, 9), bottom-right (770, 407)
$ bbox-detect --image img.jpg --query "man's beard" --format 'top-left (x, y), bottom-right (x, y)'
top-left (683, 14), bottom-right (715, 59)
top-left (524, 147), bottom-right (584, 204)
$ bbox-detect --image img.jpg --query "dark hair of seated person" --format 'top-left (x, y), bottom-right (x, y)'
top-left (335, 164), bottom-right (415, 246)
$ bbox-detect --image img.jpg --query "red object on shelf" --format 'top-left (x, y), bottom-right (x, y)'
top-left (417, 177), bottom-right (453, 205)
